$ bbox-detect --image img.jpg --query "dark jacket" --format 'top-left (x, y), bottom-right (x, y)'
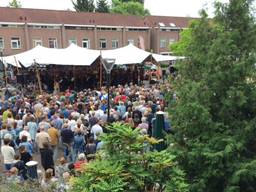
top-left (40, 148), bottom-right (54, 170)
top-left (61, 128), bottom-right (74, 144)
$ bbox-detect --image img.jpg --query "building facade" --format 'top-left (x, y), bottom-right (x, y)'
top-left (0, 7), bottom-right (192, 57)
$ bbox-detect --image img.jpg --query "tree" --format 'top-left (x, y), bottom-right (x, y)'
top-left (8, 0), bottom-right (22, 8)
top-left (72, 0), bottom-right (94, 12)
top-left (71, 123), bottom-right (188, 192)
top-left (96, 0), bottom-right (110, 13)
top-left (119, 0), bottom-right (144, 4)
top-left (168, 0), bottom-right (256, 191)
top-left (170, 28), bottom-right (192, 56)
top-left (111, 0), bottom-right (150, 16)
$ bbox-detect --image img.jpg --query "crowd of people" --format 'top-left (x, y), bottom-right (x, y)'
top-left (0, 82), bottom-right (171, 190)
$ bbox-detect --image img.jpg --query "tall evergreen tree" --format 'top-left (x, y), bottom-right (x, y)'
top-left (169, 0), bottom-right (256, 191)
top-left (8, 0), bottom-right (22, 8)
top-left (96, 0), bottom-right (110, 13)
top-left (72, 0), bottom-right (94, 12)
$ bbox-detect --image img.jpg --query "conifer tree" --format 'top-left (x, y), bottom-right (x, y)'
top-left (169, 0), bottom-right (256, 191)
top-left (8, 0), bottom-right (22, 8)
top-left (72, 0), bottom-right (94, 12)
top-left (96, 0), bottom-right (110, 13)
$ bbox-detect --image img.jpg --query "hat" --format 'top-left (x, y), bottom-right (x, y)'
top-left (78, 153), bottom-right (85, 160)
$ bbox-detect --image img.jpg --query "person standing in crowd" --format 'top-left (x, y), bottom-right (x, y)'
top-left (85, 137), bottom-right (96, 161)
top-left (19, 145), bottom-right (32, 164)
top-left (61, 124), bottom-right (74, 162)
top-left (1, 138), bottom-right (15, 170)
top-left (27, 116), bottom-right (38, 146)
top-left (35, 126), bottom-right (51, 152)
top-left (48, 121), bottom-right (59, 162)
top-left (72, 130), bottom-right (85, 162)
top-left (19, 135), bottom-right (33, 155)
top-left (40, 142), bottom-right (55, 174)
top-left (91, 119), bottom-right (103, 141)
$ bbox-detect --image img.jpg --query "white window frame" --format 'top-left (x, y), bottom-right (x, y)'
top-left (68, 38), bottom-right (77, 45)
top-left (49, 38), bottom-right (58, 48)
top-left (127, 39), bottom-right (134, 45)
top-left (33, 39), bottom-right (42, 47)
top-left (99, 39), bottom-right (107, 49)
top-left (11, 37), bottom-right (21, 49)
top-left (112, 39), bottom-right (118, 49)
top-left (160, 39), bottom-right (167, 48)
top-left (82, 39), bottom-right (90, 48)
top-left (0, 37), bottom-right (4, 49)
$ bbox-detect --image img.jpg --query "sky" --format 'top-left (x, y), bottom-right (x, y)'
top-left (0, 0), bottom-right (253, 17)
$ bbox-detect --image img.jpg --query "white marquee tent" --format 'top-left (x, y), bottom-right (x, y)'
top-left (3, 43), bottom-right (182, 67)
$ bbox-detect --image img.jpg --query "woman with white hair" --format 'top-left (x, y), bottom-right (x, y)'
top-left (137, 116), bottom-right (149, 131)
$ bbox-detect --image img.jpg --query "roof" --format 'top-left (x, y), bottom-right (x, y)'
top-left (145, 15), bottom-right (196, 28)
top-left (0, 7), bottom-right (194, 28)
top-left (0, 7), bottom-right (149, 27)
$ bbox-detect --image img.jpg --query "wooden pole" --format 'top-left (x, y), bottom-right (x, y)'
top-left (13, 56), bottom-right (20, 74)
top-left (34, 60), bottom-right (43, 94)
top-left (3, 61), bottom-right (7, 86)
top-left (100, 50), bottom-right (103, 88)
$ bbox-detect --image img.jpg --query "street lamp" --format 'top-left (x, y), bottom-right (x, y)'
top-left (102, 58), bottom-right (115, 121)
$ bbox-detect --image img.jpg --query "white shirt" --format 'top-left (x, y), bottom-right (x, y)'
top-left (68, 120), bottom-right (77, 132)
top-left (19, 130), bottom-right (32, 141)
top-left (91, 124), bottom-right (103, 140)
top-left (95, 109), bottom-right (104, 120)
top-left (1, 145), bottom-right (15, 164)
top-left (16, 119), bottom-right (23, 129)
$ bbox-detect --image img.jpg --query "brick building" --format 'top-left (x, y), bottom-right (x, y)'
top-left (0, 7), bottom-right (193, 57)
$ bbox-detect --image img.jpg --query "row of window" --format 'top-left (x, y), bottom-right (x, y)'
top-left (0, 24), bottom-right (149, 32)
top-left (0, 36), bottom-right (175, 50)
top-left (0, 37), bottom-right (136, 50)
top-left (160, 38), bottom-right (176, 48)
top-left (0, 37), bottom-right (21, 49)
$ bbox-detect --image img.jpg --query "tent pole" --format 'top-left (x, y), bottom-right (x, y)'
top-left (3, 62), bottom-right (7, 86)
top-left (13, 56), bottom-right (20, 74)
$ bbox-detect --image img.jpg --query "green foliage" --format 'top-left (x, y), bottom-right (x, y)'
top-left (167, 0), bottom-right (256, 192)
top-left (170, 28), bottom-right (192, 56)
top-left (8, 0), bottom-right (21, 8)
top-left (111, 0), bottom-right (150, 16)
top-left (71, 123), bottom-right (188, 192)
top-left (72, 0), bottom-right (94, 12)
top-left (96, 0), bottom-right (110, 13)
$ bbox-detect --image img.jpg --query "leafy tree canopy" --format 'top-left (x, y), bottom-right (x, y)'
top-left (168, 0), bottom-right (256, 191)
top-left (111, 0), bottom-right (150, 16)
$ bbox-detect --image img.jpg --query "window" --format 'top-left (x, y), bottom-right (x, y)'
top-left (68, 38), bottom-right (77, 45)
top-left (99, 39), bottom-right (107, 49)
top-left (33, 39), bottom-right (42, 47)
top-left (0, 37), bottom-right (4, 49)
top-left (49, 38), bottom-right (58, 48)
top-left (82, 39), bottom-right (90, 48)
top-left (169, 38), bottom-right (176, 45)
top-left (127, 39), bottom-right (134, 45)
top-left (160, 39), bottom-right (167, 48)
top-left (11, 37), bottom-right (21, 49)
top-left (112, 40), bottom-right (118, 49)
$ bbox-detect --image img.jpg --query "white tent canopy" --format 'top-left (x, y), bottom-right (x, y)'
top-left (101, 44), bottom-right (151, 65)
top-left (3, 43), bottom-right (182, 67)
top-left (3, 45), bottom-right (58, 68)
top-left (51, 44), bottom-right (100, 66)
